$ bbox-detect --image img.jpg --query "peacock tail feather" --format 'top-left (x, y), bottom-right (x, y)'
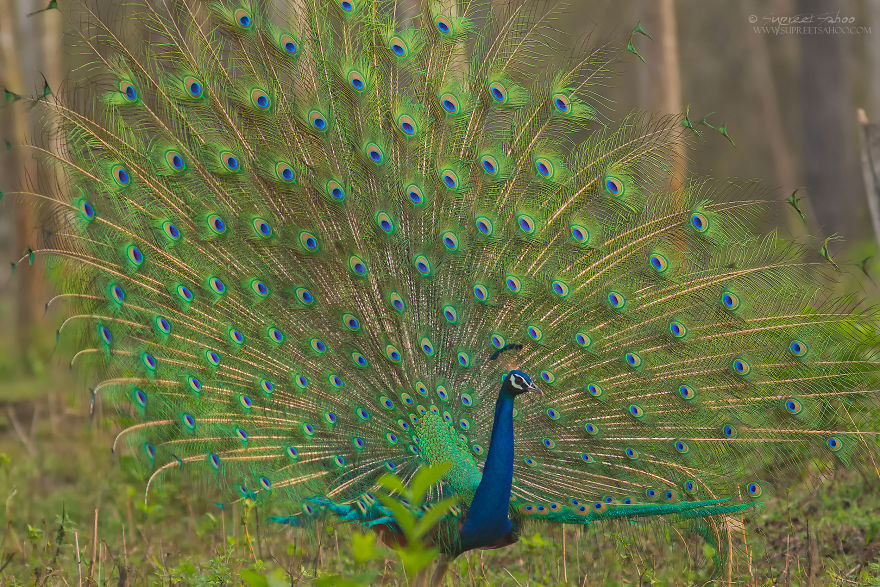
top-left (15, 0), bottom-right (880, 566)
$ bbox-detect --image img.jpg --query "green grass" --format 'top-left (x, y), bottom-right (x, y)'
top-left (1, 324), bottom-right (880, 584)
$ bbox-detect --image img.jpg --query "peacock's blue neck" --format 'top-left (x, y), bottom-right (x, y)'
top-left (458, 387), bottom-right (515, 552)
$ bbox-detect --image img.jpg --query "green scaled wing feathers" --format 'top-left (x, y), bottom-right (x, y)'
top-left (22, 0), bottom-right (880, 561)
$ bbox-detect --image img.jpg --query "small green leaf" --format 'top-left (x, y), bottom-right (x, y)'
top-left (409, 462), bottom-right (452, 506)
top-left (351, 532), bottom-right (377, 563)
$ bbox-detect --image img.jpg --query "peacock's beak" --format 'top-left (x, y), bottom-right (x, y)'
top-left (528, 381), bottom-right (542, 396)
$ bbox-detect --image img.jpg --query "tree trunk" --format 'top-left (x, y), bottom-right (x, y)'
top-left (0, 0), bottom-right (45, 370)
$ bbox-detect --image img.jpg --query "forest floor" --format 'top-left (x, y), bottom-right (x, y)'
top-left (1, 316), bottom-right (880, 585)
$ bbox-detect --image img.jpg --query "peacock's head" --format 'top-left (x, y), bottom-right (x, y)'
top-left (503, 370), bottom-right (541, 397)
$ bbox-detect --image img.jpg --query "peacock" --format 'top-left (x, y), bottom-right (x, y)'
top-left (10, 0), bottom-right (880, 579)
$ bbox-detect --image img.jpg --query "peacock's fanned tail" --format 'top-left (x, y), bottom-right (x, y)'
top-left (20, 0), bottom-right (880, 564)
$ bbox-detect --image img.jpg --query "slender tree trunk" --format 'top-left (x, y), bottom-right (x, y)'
top-left (638, 0), bottom-right (685, 191)
top-left (1, 0), bottom-right (45, 369)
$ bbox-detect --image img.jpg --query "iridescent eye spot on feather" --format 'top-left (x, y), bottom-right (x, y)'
top-left (234, 9), bottom-right (252, 28)
top-left (339, 0), bottom-right (355, 12)
top-left (473, 283), bottom-right (489, 301)
top-left (506, 276), bottom-right (521, 293)
top-left (389, 36), bottom-right (408, 58)
top-left (406, 184), bottom-right (424, 205)
top-left (721, 290), bottom-right (740, 310)
top-left (461, 393), bottom-right (473, 407)
top-left (365, 143), bottom-right (384, 164)
top-left (546, 408), bottom-right (560, 421)
top-left (523, 457), bottom-right (537, 467)
top-left (441, 169), bottom-right (459, 190)
top-left (585, 422), bottom-right (599, 436)
top-left (570, 224), bottom-right (589, 244)
top-left (439, 94), bottom-right (460, 114)
top-left (279, 34), bottom-right (298, 55)
top-left (354, 437), bottom-right (366, 450)
top-left (161, 221), bottom-right (181, 242)
top-left (228, 328), bottom-right (243, 345)
top-left (690, 212), bottom-right (709, 233)
top-left (351, 351), bottom-right (369, 368)
top-left (488, 82), bottom-right (507, 103)
top-left (628, 404), bottom-right (644, 418)
top-left (109, 284), bottom-right (125, 304)
top-left (747, 482), bottom-right (762, 498)
top-left (342, 313), bottom-right (360, 331)
top-left (552, 94), bottom-right (570, 113)
top-left (204, 349), bottom-right (220, 367)
top-left (385, 432), bottom-right (399, 445)
top-left (527, 325), bottom-right (543, 341)
top-left (827, 436), bottom-right (842, 451)
top-left (459, 419), bottom-right (470, 431)
top-left (416, 382), bottom-right (428, 397)
top-left (441, 231), bottom-right (460, 250)
top-left (785, 398), bottom-right (802, 415)
top-left (221, 152), bottom-right (240, 171)
top-left (490, 333), bottom-right (505, 348)
top-left (607, 291), bottom-right (625, 309)
top-left (587, 382), bottom-right (602, 397)
top-left (182, 413), bottom-right (195, 430)
top-left (302, 423), bottom-right (315, 437)
top-left (625, 447), bottom-right (639, 460)
top-left (252, 217), bottom-right (273, 238)
top-left (187, 376), bottom-right (201, 393)
top-left (435, 15), bottom-right (453, 35)
top-left (389, 291), bottom-right (405, 313)
top-left (207, 214), bottom-right (226, 234)
top-left (480, 155), bottom-right (498, 176)
top-left (166, 150), bottom-right (185, 171)
top-left (645, 488), bottom-right (657, 500)
top-left (552, 280), bottom-right (569, 298)
top-left (209, 276), bottom-right (226, 295)
top-left (722, 424), bottom-right (736, 438)
top-left (144, 443), bottom-right (156, 459)
top-left (326, 180), bottom-right (345, 201)
top-left (98, 324), bottom-right (112, 344)
top-left (518, 214), bottom-right (536, 234)
top-left (731, 358), bottom-right (751, 376)
top-left (668, 320), bottom-right (687, 339)
top-left (154, 316), bottom-right (170, 334)
top-left (376, 212), bottom-right (396, 234)
top-left (540, 371), bottom-right (555, 384)
top-left (251, 89), bottom-right (270, 110)
top-left (575, 332), bottom-right (593, 350)
top-left (442, 305), bottom-right (457, 323)
top-left (126, 244), bottom-right (143, 267)
top-left (789, 339), bottom-right (808, 357)
top-left (457, 352), bottom-right (471, 367)
top-left (674, 440), bottom-right (689, 454)
top-left (133, 388), bottom-right (147, 408)
top-left (542, 438), bottom-right (556, 449)
top-left (268, 328), bottom-right (284, 343)
top-left (684, 480), bottom-right (697, 494)
top-left (414, 255), bottom-right (433, 276)
top-left (650, 253), bottom-right (668, 273)
top-left (400, 393), bottom-right (414, 405)
top-left (286, 447), bottom-right (298, 461)
top-left (679, 385), bottom-right (696, 400)
top-left (534, 158), bottom-right (554, 179)
top-left (349, 255), bottom-right (367, 276)
top-left (663, 490), bottom-right (677, 502)
top-left (309, 338), bottom-right (326, 354)
top-left (295, 287), bottom-right (314, 305)
top-left (348, 70), bottom-right (367, 92)
top-left (275, 162), bottom-right (295, 183)
top-left (78, 199), bottom-right (96, 221)
top-left (249, 279), bottom-right (269, 298)
top-left (112, 165), bottom-right (130, 186)
top-left (397, 114), bottom-right (417, 135)
top-left (604, 175), bottom-right (623, 196)
top-left (385, 344), bottom-right (401, 363)
top-left (475, 216), bottom-right (493, 235)
top-left (119, 81), bottom-right (138, 102)
top-left (184, 77), bottom-right (203, 98)
top-left (581, 454), bottom-right (593, 463)
top-left (309, 110), bottom-right (328, 131)
top-left (419, 337), bottom-right (435, 356)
